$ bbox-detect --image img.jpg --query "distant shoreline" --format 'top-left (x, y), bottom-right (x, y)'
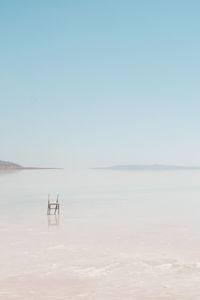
top-left (93, 164), bottom-right (200, 171)
top-left (0, 167), bottom-right (62, 170)
top-left (0, 160), bottom-right (62, 170)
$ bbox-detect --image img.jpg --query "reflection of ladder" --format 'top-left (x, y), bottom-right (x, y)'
top-left (47, 194), bottom-right (60, 215)
top-left (48, 214), bottom-right (59, 227)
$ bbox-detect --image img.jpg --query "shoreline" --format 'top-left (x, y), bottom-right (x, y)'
top-left (0, 167), bottom-right (62, 170)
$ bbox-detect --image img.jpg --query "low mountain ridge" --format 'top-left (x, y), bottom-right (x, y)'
top-left (0, 160), bottom-right (60, 170)
top-left (0, 160), bottom-right (22, 169)
top-left (95, 164), bottom-right (200, 171)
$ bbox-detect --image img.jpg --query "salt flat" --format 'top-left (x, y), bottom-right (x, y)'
top-left (1, 169), bottom-right (200, 299)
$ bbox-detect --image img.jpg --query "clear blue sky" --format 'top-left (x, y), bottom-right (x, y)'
top-left (1, 0), bottom-right (200, 168)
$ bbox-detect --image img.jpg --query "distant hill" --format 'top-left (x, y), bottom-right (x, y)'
top-left (0, 160), bottom-right (22, 169)
top-left (0, 160), bottom-right (61, 170)
top-left (95, 164), bottom-right (200, 171)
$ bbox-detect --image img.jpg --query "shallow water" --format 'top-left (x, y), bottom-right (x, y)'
top-left (1, 169), bottom-right (200, 299)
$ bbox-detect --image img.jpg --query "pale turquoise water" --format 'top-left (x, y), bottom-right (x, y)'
top-left (1, 169), bottom-right (200, 299)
